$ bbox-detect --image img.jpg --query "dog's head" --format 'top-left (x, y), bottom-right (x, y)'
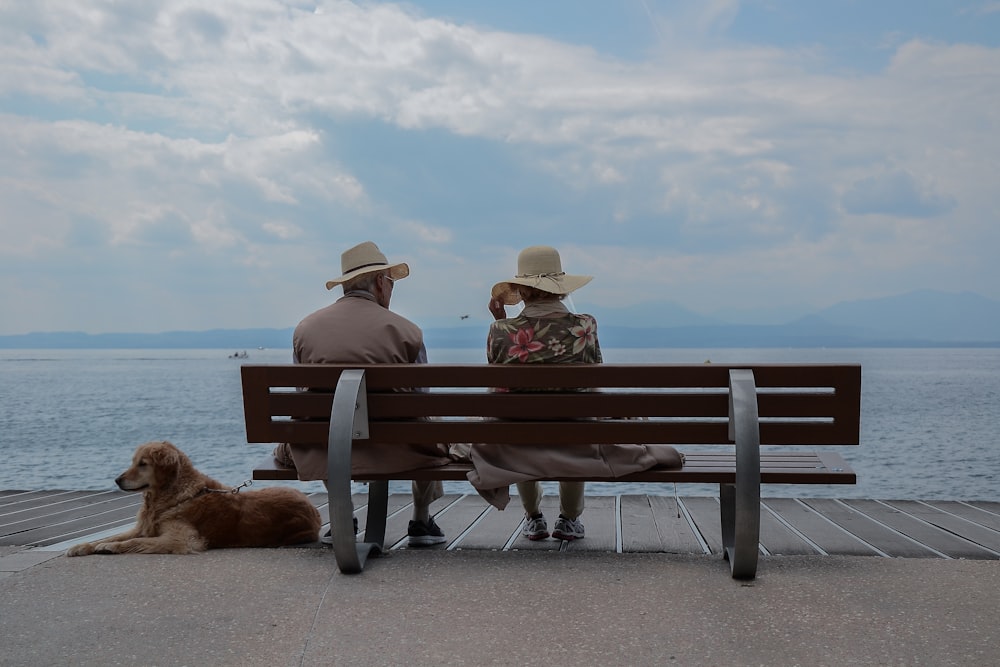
top-left (115, 440), bottom-right (193, 493)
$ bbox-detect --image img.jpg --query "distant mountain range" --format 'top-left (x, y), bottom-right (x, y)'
top-left (3, 290), bottom-right (999, 349)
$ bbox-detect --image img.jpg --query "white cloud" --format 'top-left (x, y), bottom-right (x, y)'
top-left (0, 1), bottom-right (998, 333)
top-left (396, 220), bottom-right (454, 244)
top-left (261, 220), bottom-right (302, 240)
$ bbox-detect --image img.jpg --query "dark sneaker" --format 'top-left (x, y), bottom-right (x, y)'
top-left (552, 515), bottom-right (585, 541)
top-left (407, 517), bottom-right (447, 547)
top-left (521, 513), bottom-right (549, 540)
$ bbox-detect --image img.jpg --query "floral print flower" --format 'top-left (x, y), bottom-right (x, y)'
top-left (568, 317), bottom-right (597, 355)
top-left (547, 338), bottom-right (567, 356)
top-left (507, 327), bottom-right (545, 362)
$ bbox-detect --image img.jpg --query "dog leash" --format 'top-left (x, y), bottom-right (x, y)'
top-left (201, 480), bottom-right (253, 495)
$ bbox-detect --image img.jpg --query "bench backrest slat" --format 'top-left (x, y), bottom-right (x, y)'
top-left (242, 363), bottom-right (861, 447)
top-left (245, 362), bottom-right (857, 388)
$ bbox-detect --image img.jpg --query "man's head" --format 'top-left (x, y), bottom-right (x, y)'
top-left (342, 269), bottom-right (396, 307)
top-left (325, 241), bottom-right (409, 289)
top-left (325, 241), bottom-right (408, 306)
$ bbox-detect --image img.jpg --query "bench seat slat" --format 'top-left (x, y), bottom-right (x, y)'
top-left (251, 451), bottom-right (856, 485)
top-left (258, 419), bottom-right (857, 447)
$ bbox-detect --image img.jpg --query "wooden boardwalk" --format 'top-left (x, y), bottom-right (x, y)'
top-left (2, 490), bottom-right (1000, 560)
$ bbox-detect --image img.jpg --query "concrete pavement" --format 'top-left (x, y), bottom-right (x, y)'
top-left (2, 547), bottom-right (998, 666)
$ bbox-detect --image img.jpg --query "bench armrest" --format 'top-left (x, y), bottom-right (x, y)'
top-left (722, 369), bottom-right (761, 579)
top-left (326, 369), bottom-right (383, 573)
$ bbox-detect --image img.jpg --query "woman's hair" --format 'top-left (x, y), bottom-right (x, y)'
top-left (342, 271), bottom-right (382, 294)
top-left (518, 286), bottom-right (566, 302)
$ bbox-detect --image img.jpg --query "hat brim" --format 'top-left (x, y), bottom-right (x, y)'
top-left (326, 262), bottom-right (409, 290)
top-left (490, 274), bottom-right (592, 305)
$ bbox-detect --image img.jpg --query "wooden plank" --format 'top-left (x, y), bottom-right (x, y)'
top-left (243, 362), bottom-right (860, 391)
top-left (241, 365), bottom-right (276, 443)
top-left (882, 500), bottom-right (1000, 556)
top-left (0, 490), bottom-right (107, 516)
top-left (566, 496), bottom-right (616, 552)
top-left (0, 491), bottom-right (135, 529)
top-left (271, 418), bottom-right (857, 447)
top-left (5, 513), bottom-right (138, 547)
top-left (925, 501), bottom-right (1000, 533)
top-left (0, 490), bottom-right (77, 508)
top-left (256, 454), bottom-right (855, 486)
top-left (451, 501), bottom-right (521, 550)
top-left (680, 496), bottom-right (723, 555)
top-left (433, 495), bottom-right (492, 551)
top-left (967, 501), bottom-right (1000, 518)
top-left (251, 456), bottom-right (298, 481)
top-left (647, 495), bottom-right (706, 554)
top-left (800, 498), bottom-right (936, 558)
top-left (620, 495), bottom-right (662, 552)
top-left (843, 499), bottom-right (997, 559)
top-left (0, 493), bottom-right (142, 546)
top-left (757, 501), bottom-right (818, 556)
top-left (763, 498), bottom-right (879, 556)
top-left (367, 391), bottom-right (732, 419)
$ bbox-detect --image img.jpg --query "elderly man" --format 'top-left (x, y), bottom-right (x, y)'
top-left (273, 241), bottom-right (452, 546)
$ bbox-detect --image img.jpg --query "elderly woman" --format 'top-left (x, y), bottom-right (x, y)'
top-left (468, 246), bottom-right (682, 541)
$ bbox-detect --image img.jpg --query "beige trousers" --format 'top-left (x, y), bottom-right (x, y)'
top-left (516, 481), bottom-right (585, 520)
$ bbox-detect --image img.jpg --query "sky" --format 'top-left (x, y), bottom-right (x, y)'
top-left (1, 0), bottom-right (999, 335)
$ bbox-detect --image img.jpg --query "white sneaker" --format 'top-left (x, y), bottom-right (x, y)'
top-left (521, 514), bottom-right (549, 540)
top-left (552, 515), bottom-right (585, 541)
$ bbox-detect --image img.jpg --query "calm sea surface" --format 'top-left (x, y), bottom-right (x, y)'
top-left (1, 347), bottom-right (997, 500)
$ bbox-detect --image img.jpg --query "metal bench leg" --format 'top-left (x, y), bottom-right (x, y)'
top-left (720, 481), bottom-right (736, 557)
top-left (723, 369), bottom-right (761, 580)
top-left (327, 369), bottom-right (381, 574)
top-left (363, 480), bottom-right (389, 548)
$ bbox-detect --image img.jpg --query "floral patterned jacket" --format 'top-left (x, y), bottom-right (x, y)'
top-left (487, 305), bottom-right (602, 365)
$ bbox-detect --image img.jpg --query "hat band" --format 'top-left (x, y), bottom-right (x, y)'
top-left (516, 271), bottom-right (565, 279)
top-left (345, 261), bottom-right (388, 274)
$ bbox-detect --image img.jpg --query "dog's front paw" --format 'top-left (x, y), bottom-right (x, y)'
top-left (92, 542), bottom-right (123, 554)
top-left (66, 543), bottom-right (95, 557)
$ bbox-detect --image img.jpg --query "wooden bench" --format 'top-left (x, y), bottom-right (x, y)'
top-left (241, 363), bottom-right (861, 579)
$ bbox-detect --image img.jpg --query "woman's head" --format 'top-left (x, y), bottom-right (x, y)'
top-left (516, 286), bottom-right (566, 303)
top-left (492, 245), bottom-right (592, 306)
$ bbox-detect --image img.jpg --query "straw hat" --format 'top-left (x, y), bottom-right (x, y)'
top-left (491, 245), bottom-right (593, 305)
top-left (325, 241), bottom-right (409, 290)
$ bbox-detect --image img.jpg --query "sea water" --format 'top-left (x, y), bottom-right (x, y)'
top-left (1, 347), bottom-right (997, 500)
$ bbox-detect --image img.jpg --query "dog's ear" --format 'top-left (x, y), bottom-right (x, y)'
top-left (146, 441), bottom-right (182, 484)
top-left (148, 441), bottom-right (181, 467)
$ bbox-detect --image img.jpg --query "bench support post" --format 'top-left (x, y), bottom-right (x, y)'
top-left (722, 369), bottom-right (761, 579)
top-left (326, 369), bottom-right (382, 574)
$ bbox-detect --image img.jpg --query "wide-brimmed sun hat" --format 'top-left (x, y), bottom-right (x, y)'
top-left (491, 245), bottom-right (593, 305)
top-left (325, 241), bottom-right (410, 290)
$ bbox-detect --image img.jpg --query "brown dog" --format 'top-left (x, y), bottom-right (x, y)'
top-left (67, 440), bottom-right (321, 556)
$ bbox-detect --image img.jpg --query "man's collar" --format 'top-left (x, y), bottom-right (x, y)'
top-left (340, 290), bottom-right (378, 303)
